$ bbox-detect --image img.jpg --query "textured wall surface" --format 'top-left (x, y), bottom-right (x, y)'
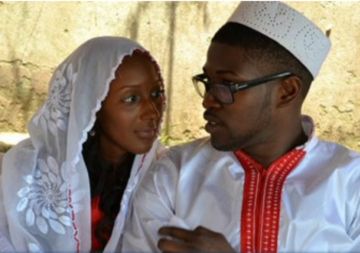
top-left (0, 1), bottom-right (360, 151)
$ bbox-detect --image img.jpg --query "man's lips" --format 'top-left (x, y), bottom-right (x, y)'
top-left (203, 111), bottom-right (222, 124)
top-left (203, 111), bottom-right (223, 133)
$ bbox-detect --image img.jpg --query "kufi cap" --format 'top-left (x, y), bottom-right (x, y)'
top-left (228, 1), bottom-right (331, 78)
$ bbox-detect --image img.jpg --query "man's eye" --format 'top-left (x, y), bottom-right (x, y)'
top-left (123, 95), bottom-right (138, 103)
top-left (222, 81), bottom-right (235, 87)
top-left (151, 90), bottom-right (165, 98)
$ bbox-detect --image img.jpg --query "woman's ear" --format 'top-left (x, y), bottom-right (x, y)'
top-left (276, 75), bottom-right (303, 108)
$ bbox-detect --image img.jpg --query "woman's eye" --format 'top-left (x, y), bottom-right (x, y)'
top-left (151, 89), bottom-right (165, 99)
top-left (122, 95), bottom-right (139, 103)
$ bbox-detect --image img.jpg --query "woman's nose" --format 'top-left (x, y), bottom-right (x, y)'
top-left (142, 98), bottom-right (162, 121)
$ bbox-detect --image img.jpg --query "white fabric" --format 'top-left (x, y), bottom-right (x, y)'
top-left (228, 1), bottom-right (331, 78)
top-left (0, 153), bottom-right (16, 252)
top-left (123, 116), bottom-right (360, 252)
top-left (0, 37), bottom-right (166, 252)
top-left (0, 152), bottom-right (4, 174)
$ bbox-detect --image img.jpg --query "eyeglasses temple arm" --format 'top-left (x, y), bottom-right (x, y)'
top-left (233, 72), bottom-right (293, 91)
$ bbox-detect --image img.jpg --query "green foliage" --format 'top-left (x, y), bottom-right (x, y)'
top-left (159, 125), bottom-right (197, 147)
top-left (159, 125), bottom-right (177, 146)
top-left (0, 142), bottom-right (12, 153)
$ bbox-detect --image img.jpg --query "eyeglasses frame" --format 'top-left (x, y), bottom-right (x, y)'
top-left (192, 71), bottom-right (293, 104)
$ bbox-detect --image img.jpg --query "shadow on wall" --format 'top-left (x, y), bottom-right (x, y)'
top-left (125, 1), bottom-right (150, 42)
top-left (163, 2), bottom-right (178, 145)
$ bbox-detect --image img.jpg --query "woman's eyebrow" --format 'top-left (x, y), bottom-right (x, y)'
top-left (114, 84), bottom-right (142, 92)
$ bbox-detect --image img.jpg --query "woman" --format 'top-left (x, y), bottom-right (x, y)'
top-left (0, 37), bottom-right (166, 252)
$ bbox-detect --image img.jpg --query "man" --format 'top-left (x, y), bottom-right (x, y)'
top-left (122, 2), bottom-right (360, 252)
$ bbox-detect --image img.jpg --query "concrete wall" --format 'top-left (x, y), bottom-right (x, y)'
top-left (1, 1), bottom-right (360, 151)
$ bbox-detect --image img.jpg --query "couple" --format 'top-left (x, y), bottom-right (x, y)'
top-left (1, 2), bottom-right (360, 252)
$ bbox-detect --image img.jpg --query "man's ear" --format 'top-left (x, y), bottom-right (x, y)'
top-left (276, 76), bottom-right (303, 107)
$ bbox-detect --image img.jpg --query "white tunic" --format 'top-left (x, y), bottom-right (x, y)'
top-left (123, 118), bottom-right (360, 252)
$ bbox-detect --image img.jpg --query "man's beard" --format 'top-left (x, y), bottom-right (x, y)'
top-left (211, 90), bottom-right (272, 151)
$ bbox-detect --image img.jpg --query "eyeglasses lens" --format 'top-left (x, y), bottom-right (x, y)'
top-left (194, 79), bottom-right (207, 98)
top-left (194, 79), bottom-right (232, 104)
top-left (211, 85), bottom-right (232, 104)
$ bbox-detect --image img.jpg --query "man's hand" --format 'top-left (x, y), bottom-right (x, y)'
top-left (157, 226), bottom-right (235, 252)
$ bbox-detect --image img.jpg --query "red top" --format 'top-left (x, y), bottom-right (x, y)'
top-left (91, 196), bottom-right (111, 251)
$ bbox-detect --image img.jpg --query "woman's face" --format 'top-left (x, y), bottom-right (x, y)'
top-left (96, 53), bottom-right (164, 163)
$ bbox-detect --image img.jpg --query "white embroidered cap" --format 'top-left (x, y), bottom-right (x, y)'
top-left (228, 1), bottom-right (331, 78)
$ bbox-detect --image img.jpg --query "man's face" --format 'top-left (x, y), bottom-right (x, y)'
top-left (202, 42), bottom-right (275, 151)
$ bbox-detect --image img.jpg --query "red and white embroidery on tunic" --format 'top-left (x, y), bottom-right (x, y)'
top-left (234, 148), bottom-right (306, 253)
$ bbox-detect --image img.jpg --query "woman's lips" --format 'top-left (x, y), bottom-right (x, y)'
top-left (136, 128), bottom-right (156, 139)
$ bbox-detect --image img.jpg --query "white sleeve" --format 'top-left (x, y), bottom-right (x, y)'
top-left (0, 176), bottom-right (16, 252)
top-left (347, 189), bottom-right (360, 251)
top-left (122, 156), bottom-right (179, 252)
top-left (344, 166), bottom-right (360, 252)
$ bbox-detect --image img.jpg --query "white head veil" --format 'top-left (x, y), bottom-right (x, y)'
top-left (1, 37), bottom-right (165, 252)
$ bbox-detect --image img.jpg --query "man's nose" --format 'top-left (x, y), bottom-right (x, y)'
top-left (202, 91), bottom-right (221, 109)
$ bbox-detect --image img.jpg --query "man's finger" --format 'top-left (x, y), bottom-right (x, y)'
top-left (194, 226), bottom-right (220, 236)
top-left (157, 237), bottom-right (193, 253)
top-left (158, 226), bottom-right (195, 241)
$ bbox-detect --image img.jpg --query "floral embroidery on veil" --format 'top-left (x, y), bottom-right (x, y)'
top-left (28, 242), bottom-right (43, 253)
top-left (16, 156), bottom-right (85, 235)
top-left (33, 63), bottom-right (77, 135)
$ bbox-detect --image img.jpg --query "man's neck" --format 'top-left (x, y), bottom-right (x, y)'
top-left (241, 120), bottom-right (308, 169)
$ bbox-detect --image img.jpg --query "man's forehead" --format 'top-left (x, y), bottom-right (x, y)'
top-left (204, 43), bottom-right (263, 79)
top-left (205, 43), bottom-right (254, 66)
top-left (206, 42), bottom-right (245, 61)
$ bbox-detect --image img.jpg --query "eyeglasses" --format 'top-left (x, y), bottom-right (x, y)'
top-left (192, 71), bottom-right (293, 104)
